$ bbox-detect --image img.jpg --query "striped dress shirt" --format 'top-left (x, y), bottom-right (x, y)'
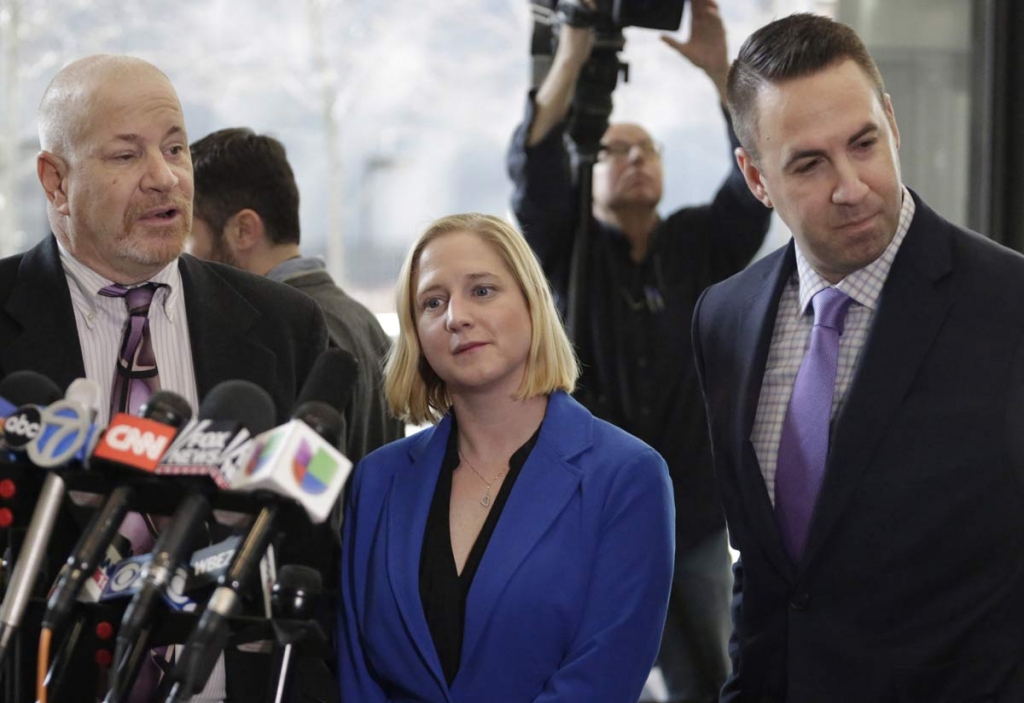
top-left (57, 243), bottom-right (199, 426)
top-left (57, 243), bottom-right (226, 702)
top-left (751, 186), bottom-right (916, 504)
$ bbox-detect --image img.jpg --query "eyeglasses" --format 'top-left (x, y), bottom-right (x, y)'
top-left (598, 139), bottom-right (664, 161)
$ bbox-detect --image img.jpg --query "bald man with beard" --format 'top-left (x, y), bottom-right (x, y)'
top-left (0, 56), bottom-right (332, 702)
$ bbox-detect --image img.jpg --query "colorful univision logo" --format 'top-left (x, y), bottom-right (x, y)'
top-left (291, 439), bottom-right (339, 495)
top-left (245, 433), bottom-right (281, 476)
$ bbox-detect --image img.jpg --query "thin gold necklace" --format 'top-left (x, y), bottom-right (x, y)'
top-left (458, 449), bottom-right (507, 508)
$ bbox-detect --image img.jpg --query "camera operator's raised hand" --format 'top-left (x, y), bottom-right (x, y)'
top-left (527, 20), bottom-right (595, 147)
top-left (660, 0), bottom-right (729, 102)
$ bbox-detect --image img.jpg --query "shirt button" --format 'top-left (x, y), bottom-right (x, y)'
top-left (640, 406), bottom-right (652, 417)
top-left (637, 356), bottom-right (648, 369)
top-left (790, 592), bottom-right (810, 610)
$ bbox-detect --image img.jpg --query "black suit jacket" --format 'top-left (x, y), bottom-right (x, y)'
top-left (0, 236), bottom-right (334, 702)
top-left (0, 236), bottom-right (328, 422)
top-left (693, 191), bottom-right (1024, 703)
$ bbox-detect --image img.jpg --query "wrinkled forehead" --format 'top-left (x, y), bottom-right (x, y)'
top-left (602, 122), bottom-right (654, 145)
top-left (43, 60), bottom-right (184, 154)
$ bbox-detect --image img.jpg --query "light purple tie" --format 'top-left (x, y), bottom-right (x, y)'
top-left (775, 287), bottom-right (853, 562)
top-left (99, 283), bottom-right (162, 421)
top-left (99, 283), bottom-right (169, 701)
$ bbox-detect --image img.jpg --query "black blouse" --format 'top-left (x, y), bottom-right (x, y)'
top-left (418, 417), bottom-right (540, 685)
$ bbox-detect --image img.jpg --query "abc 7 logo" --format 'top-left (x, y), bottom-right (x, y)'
top-left (26, 400), bottom-right (94, 468)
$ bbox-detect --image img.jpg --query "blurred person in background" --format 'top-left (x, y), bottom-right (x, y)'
top-left (189, 127), bottom-right (404, 467)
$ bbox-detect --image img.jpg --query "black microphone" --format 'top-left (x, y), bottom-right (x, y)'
top-left (43, 391), bottom-right (194, 637)
top-left (1, 371), bottom-right (64, 453)
top-left (160, 358), bottom-right (357, 702)
top-left (266, 565), bottom-right (323, 703)
top-left (293, 348), bottom-right (358, 451)
top-left (0, 377), bottom-right (101, 667)
top-left (106, 380), bottom-right (275, 703)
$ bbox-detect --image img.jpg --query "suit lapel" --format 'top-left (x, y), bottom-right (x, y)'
top-left (460, 391), bottom-right (587, 666)
top-left (732, 244), bottom-right (801, 581)
top-left (177, 256), bottom-right (275, 404)
top-left (803, 193), bottom-right (954, 566)
top-left (386, 419), bottom-right (451, 696)
top-left (0, 237), bottom-right (85, 389)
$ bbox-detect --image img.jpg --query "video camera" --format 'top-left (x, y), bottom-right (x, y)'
top-left (531, 0), bottom-right (686, 156)
top-left (558, 0), bottom-right (685, 32)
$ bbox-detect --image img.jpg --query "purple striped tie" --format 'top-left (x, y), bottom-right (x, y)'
top-left (100, 283), bottom-right (169, 700)
top-left (775, 287), bottom-right (853, 562)
top-left (100, 283), bottom-right (163, 421)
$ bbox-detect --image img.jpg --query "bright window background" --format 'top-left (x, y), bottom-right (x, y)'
top-left (0, 0), bottom-right (827, 315)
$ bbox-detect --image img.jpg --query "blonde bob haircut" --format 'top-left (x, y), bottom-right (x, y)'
top-left (385, 212), bottom-right (579, 426)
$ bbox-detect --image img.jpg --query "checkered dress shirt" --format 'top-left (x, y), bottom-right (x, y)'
top-left (752, 186), bottom-right (916, 504)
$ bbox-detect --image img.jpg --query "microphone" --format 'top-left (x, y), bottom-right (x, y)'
top-left (291, 348), bottom-right (358, 451)
top-left (106, 380), bottom-right (276, 703)
top-left (1, 371), bottom-right (64, 453)
top-left (0, 377), bottom-right (101, 667)
top-left (160, 358), bottom-right (356, 702)
top-left (267, 565), bottom-right (324, 703)
top-left (43, 391), bottom-right (194, 637)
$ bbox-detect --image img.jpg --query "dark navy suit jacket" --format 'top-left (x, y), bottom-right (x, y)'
top-left (693, 191), bottom-right (1024, 703)
top-left (338, 390), bottom-right (675, 703)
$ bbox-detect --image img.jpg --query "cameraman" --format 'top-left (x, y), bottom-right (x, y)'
top-left (506, 1), bottom-right (770, 700)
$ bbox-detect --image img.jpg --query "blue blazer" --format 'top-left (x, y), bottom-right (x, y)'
top-left (338, 390), bottom-right (675, 702)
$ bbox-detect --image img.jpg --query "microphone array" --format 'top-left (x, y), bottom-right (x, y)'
top-left (0, 349), bottom-right (358, 703)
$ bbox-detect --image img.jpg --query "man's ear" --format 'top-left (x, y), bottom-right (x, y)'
top-left (37, 151), bottom-right (69, 214)
top-left (224, 208), bottom-right (265, 253)
top-left (735, 147), bottom-right (773, 209)
top-left (883, 93), bottom-right (900, 150)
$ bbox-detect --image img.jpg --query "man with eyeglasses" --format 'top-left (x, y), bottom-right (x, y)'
top-left (506, 1), bottom-right (770, 701)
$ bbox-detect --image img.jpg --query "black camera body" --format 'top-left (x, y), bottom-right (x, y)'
top-left (558, 0), bottom-right (684, 31)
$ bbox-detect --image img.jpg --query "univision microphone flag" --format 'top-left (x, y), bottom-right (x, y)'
top-left (232, 420), bottom-right (352, 523)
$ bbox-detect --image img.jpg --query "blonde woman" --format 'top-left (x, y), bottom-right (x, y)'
top-left (338, 213), bottom-right (674, 702)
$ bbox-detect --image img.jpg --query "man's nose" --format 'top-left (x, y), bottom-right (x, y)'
top-left (141, 151), bottom-right (180, 192)
top-left (832, 158), bottom-right (869, 205)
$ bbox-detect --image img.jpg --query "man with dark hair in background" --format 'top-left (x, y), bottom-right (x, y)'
top-left (693, 13), bottom-right (1024, 702)
top-left (507, 1), bottom-right (771, 700)
top-left (189, 127), bottom-right (404, 465)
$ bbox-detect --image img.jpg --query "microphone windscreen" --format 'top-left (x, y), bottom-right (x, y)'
top-left (0, 370), bottom-right (63, 406)
top-left (141, 390), bottom-right (193, 428)
top-left (271, 564), bottom-right (323, 619)
top-left (294, 349), bottom-right (359, 415)
top-left (64, 378), bottom-right (103, 421)
top-left (293, 401), bottom-right (344, 449)
top-left (199, 380), bottom-right (276, 434)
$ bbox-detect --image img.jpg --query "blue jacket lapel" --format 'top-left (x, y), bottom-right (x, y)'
top-left (386, 418), bottom-right (452, 697)
top-left (460, 391), bottom-right (589, 668)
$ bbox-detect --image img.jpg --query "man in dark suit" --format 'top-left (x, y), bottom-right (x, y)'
top-left (0, 55), bottom-right (331, 701)
top-left (187, 127), bottom-right (404, 465)
top-left (692, 14), bottom-right (1024, 703)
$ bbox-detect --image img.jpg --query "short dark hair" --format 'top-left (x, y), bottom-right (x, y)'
top-left (190, 127), bottom-right (301, 245)
top-left (727, 13), bottom-right (885, 162)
